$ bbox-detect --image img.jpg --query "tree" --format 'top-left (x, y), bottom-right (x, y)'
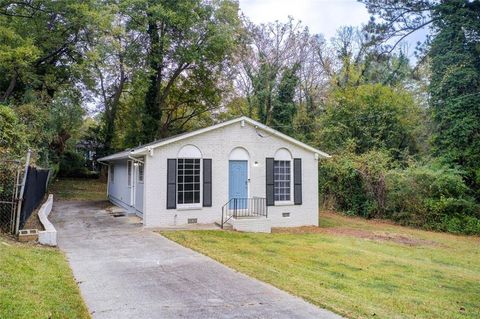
top-left (86, 3), bottom-right (143, 153)
top-left (271, 64), bottom-right (300, 135)
top-left (122, 0), bottom-right (241, 142)
top-left (361, 0), bottom-right (480, 194)
top-left (0, 105), bottom-right (28, 158)
top-left (428, 1), bottom-right (480, 194)
top-left (235, 18), bottom-right (310, 125)
top-left (317, 83), bottom-right (421, 158)
top-left (0, 0), bottom-right (103, 164)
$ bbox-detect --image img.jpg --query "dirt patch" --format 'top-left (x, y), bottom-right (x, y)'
top-left (273, 226), bottom-right (440, 246)
top-left (23, 207), bottom-right (44, 231)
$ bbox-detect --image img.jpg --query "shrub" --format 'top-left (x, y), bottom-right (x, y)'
top-left (0, 105), bottom-right (29, 157)
top-left (385, 163), bottom-right (480, 234)
top-left (320, 154), bottom-right (480, 235)
top-left (319, 149), bottom-right (390, 218)
top-left (59, 150), bottom-right (99, 178)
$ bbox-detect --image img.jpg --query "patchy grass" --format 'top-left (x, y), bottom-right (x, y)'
top-left (161, 211), bottom-right (480, 319)
top-left (0, 235), bottom-right (90, 319)
top-left (50, 178), bottom-right (106, 201)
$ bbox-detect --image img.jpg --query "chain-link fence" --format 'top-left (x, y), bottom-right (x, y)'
top-left (0, 160), bottom-right (24, 234)
top-left (1, 151), bottom-right (51, 235)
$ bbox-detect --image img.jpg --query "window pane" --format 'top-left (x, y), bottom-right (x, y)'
top-left (177, 158), bottom-right (201, 204)
top-left (178, 192), bottom-right (184, 204)
top-left (184, 191), bottom-right (193, 203)
top-left (274, 160), bottom-right (291, 201)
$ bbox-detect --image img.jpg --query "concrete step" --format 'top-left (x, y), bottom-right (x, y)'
top-left (214, 221), bottom-right (233, 230)
top-left (229, 216), bottom-right (271, 233)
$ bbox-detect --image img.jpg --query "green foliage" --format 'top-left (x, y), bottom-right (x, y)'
top-left (320, 153), bottom-right (480, 235)
top-left (319, 149), bottom-right (391, 218)
top-left (0, 0), bottom-right (103, 165)
top-left (58, 150), bottom-right (98, 178)
top-left (317, 84), bottom-right (421, 158)
top-left (429, 0), bottom-right (480, 196)
top-left (122, 0), bottom-right (242, 141)
top-left (0, 105), bottom-right (29, 158)
top-left (385, 163), bottom-right (480, 234)
top-left (271, 64), bottom-right (300, 135)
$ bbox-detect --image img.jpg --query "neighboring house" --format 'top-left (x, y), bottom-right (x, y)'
top-left (76, 139), bottom-right (103, 171)
top-left (97, 117), bottom-right (330, 232)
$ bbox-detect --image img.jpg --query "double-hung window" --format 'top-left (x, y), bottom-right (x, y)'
top-left (274, 160), bottom-right (291, 201)
top-left (177, 158), bottom-right (201, 205)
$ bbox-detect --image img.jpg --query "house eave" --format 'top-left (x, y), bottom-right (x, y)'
top-left (131, 116), bottom-right (331, 158)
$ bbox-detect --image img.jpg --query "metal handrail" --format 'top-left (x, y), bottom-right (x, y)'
top-left (221, 197), bottom-right (267, 229)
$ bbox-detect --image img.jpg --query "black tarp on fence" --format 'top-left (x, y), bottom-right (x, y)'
top-left (20, 166), bottom-right (50, 229)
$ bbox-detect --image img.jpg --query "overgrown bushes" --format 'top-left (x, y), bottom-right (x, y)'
top-left (319, 151), bottom-right (480, 235)
top-left (58, 151), bottom-right (99, 179)
top-left (386, 165), bottom-right (480, 234)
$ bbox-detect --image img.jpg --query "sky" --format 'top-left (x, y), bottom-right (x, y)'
top-left (238, 0), bottom-right (427, 59)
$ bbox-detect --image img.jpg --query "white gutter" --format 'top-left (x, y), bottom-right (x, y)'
top-left (128, 154), bottom-right (144, 164)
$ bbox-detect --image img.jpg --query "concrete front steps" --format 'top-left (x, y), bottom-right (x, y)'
top-left (216, 216), bottom-right (271, 233)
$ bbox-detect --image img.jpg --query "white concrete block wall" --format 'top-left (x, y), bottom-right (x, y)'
top-left (143, 121), bottom-right (320, 228)
top-left (38, 194), bottom-right (56, 246)
top-left (230, 217), bottom-right (271, 233)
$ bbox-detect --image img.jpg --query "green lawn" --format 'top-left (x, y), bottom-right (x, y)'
top-left (50, 178), bottom-right (106, 201)
top-left (161, 212), bottom-right (480, 319)
top-left (0, 236), bottom-right (90, 319)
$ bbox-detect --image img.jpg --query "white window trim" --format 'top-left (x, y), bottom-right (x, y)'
top-left (273, 159), bottom-right (294, 205)
top-left (176, 158), bottom-right (203, 209)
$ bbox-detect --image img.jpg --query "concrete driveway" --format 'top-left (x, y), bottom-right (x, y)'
top-left (52, 200), bottom-right (342, 319)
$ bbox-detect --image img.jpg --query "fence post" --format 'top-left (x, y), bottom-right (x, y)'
top-left (15, 149), bottom-right (31, 235)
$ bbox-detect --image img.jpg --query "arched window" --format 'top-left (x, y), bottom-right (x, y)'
top-left (274, 148), bottom-right (293, 202)
top-left (177, 145), bottom-right (202, 206)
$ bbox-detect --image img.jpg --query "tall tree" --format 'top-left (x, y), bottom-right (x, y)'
top-left (123, 0), bottom-right (241, 142)
top-left (361, 0), bottom-right (480, 193)
top-left (271, 64), bottom-right (300, 135)
top-left (317, 83), bottom-right (421, 158)
top-left (87, 3), bottom-right (143, 153)
top-left (0, 0), bottom-right (102, 163)
top-left (429, 1), bottom-right (480, 193)
top-left (235, 18), bottom-right (309, 124)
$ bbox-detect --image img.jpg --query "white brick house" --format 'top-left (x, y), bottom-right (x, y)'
top-left (98, 117), bottom-right (330, 232)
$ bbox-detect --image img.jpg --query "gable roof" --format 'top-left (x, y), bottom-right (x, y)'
top-left (97, 116), bottom-right (330, 161)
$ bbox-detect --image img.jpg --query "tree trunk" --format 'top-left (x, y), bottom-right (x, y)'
top-left (142, 13), bottom-right (163, 143)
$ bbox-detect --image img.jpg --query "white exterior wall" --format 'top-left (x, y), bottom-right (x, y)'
top-left (143, 121), bottom-right (319, 228)
top-left (107, 159), bottom-right (145, 215)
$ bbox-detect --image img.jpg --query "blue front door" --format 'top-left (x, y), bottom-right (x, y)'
top-left (229, 160), bottom-right (248, 209)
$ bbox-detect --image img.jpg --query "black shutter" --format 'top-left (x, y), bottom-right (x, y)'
top-left (203, 159), bottom-right (212, 207)
top-left (167, 159), bottom-right (176, 209)
top-left (294, 158), bottom-right (302, 205)
top-left (266, 157), bottom-right (274, 206)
